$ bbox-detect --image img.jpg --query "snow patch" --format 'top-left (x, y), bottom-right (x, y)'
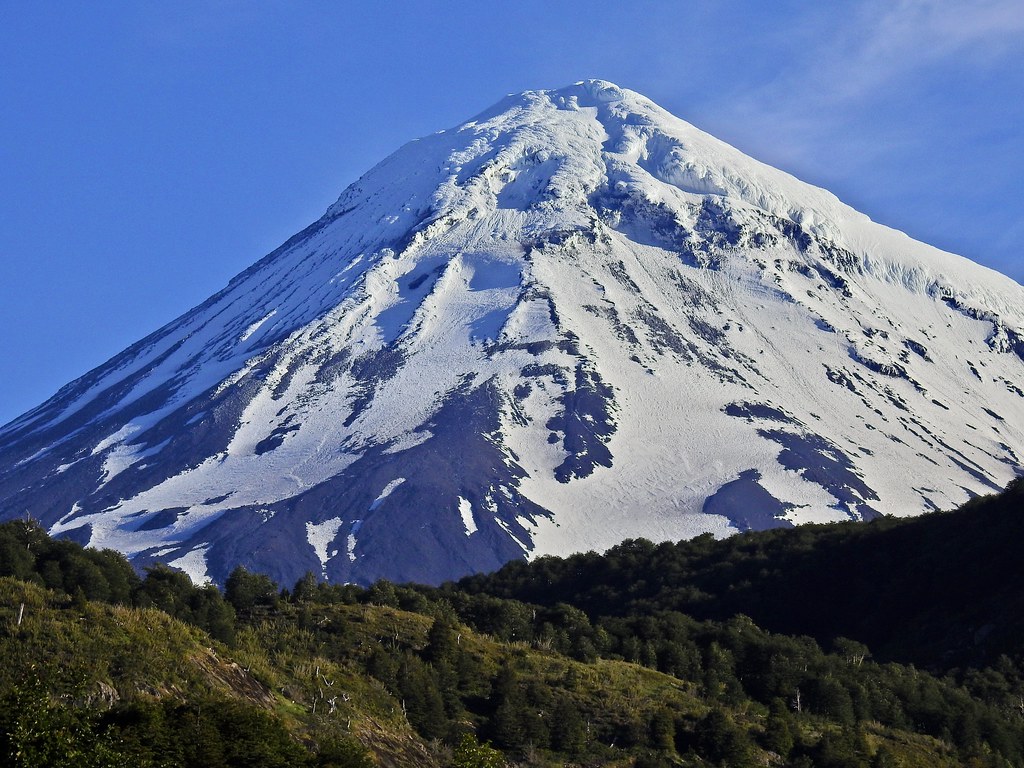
top-left (458, 497), bottom-right (477, 536)
top-left (99, 438), bottom-right (172, 485)
top-left (168, 545), bottom-right (212, 585)
top-left (306, 517), bottom-right (345, 572)
top-left (369, 478), bottom-right (405, 511)
top-left (240, 309), bottom-right (277, 342)
top-left (91, 424), bottom-right (143, 455)
top-left (347, 519), bottom-right (363, 562)
top-left (57, 502), bottom-right (82, 526)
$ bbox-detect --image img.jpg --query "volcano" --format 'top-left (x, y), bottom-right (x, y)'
top-left (2, 80), bottom-right (1022, 586)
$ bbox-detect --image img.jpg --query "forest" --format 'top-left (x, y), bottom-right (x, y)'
top-left (0, 477), bottom-right (1021, 766)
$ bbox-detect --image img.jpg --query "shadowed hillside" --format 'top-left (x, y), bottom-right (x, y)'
top-left (456, 478), bottom-right (1024, 670)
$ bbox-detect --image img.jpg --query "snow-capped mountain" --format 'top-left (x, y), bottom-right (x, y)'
top-left (2, 80), bottom-right (1022, 587)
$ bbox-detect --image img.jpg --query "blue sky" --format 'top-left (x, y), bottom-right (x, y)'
top-left (1, 1), bottom-right (1022, 425)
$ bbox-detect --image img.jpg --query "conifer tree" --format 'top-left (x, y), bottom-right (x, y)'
top-left (550, 695), bottom-right (585, 756)
top-left (763, 698), bottom-right (795, 757)
top-left (489, 662), bottom-right (527, 750)
top-left (424, 615), bottom-right (458, 665)
top-left (649, 707), bottom-right (676, 754)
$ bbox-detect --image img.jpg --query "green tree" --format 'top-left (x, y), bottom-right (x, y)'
top-left (367, 646), bottom-right (399, 690)
top-left (550, 694), bottom-right (585, 756)
top-left (0, 674), bottom-right (125, 768)
top-left (365, 579), bottom-right (400, 607)
top-left (397, 654), bottom-right (447, 740)
top-left (763, 697), bottom-right (795, 757)
top-left (291, 572), bottom-right (319, 604)
top-left (225, 566), bottom-right (279, 613)
top-left (315, 735), bottom-right (374, 768)
top-left (649, 707), bottom-right (676, 754)
top-left (807, 677), bottom-right (856, 726)
top-left (452, 732), bottom-right (505, 768)
top-left (423, 615), bottom-right (458, 665)
top-left (695, 707), bottom-right (753, 766)
top-left (135, 565), bottom-right (196, 616)
top-left (91, 549), bottom-right (138, 604)
top-left (0, 523), bottom-right (38, 580)
top-left (810, 728), bottom-right (871, 768)
top-left (99, 700), bottom-right (183, 766)
top-left (489, 662), bottom-right (527, 750)
top-left (191, 585), bottom-right (237, 645)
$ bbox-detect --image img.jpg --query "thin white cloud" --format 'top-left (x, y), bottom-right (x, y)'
top-left (868, 0), bottom-right (1024, 57)
top-left (831, 0), bottom-right (1024, 101)
top-left (713, 0), bottom-right (1023, 169)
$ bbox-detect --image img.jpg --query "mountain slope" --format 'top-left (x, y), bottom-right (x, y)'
top-left (1, 80), bottom-right (1022, 586)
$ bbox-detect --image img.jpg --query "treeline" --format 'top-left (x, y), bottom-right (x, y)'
top-left (0, 480), bottom-right (1023, 765)
top-left (0, 519), bottom-right (236, 644)
top-left (455, 477), bottom-right (1024, 669)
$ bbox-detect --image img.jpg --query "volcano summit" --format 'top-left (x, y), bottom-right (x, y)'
top-left (2, 80), bottom-right (1022, 586)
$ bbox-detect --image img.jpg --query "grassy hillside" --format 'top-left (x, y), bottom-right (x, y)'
top-left (0, 480), bottom-right (1022, 765)
top-left (0, 573), bottom-right (997, 767)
